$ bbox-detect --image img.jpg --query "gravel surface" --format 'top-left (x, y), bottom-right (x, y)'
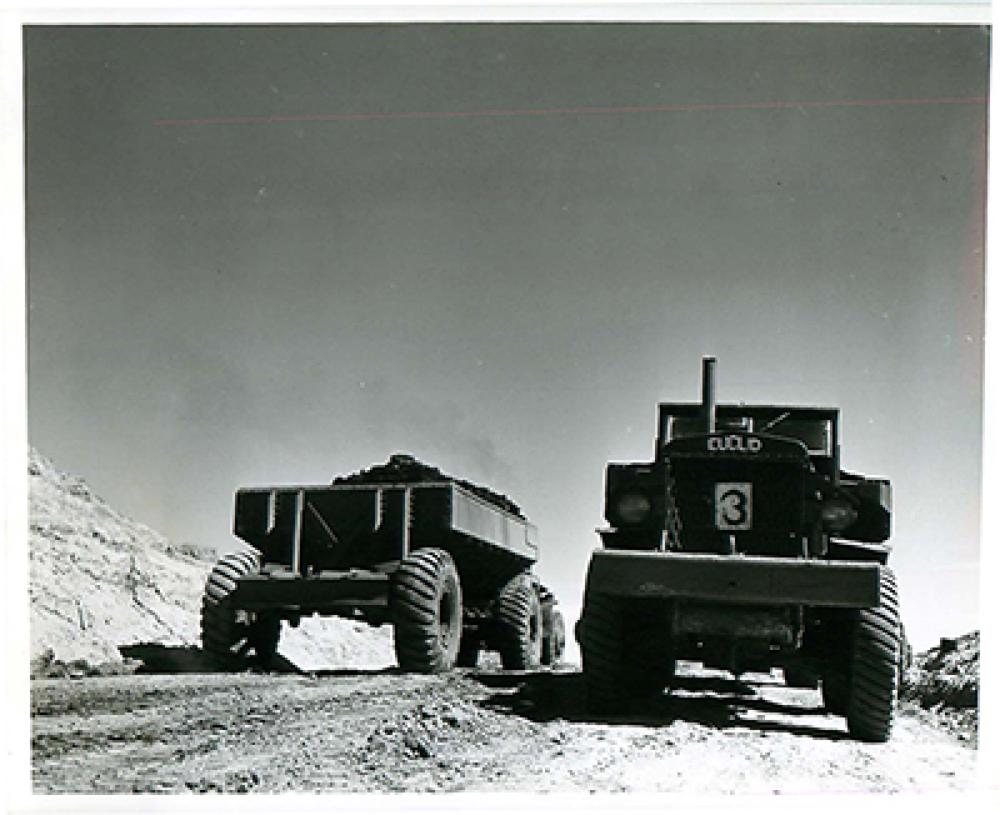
top-left (31, 663), bottom-right (978, 795)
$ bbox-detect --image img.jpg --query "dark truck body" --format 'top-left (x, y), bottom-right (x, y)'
top-left (577, 358), bottom-right (903, 742)
top-left (230, 481), bottom-right (537, 621)
top-left (200, 458), bottom-right (563, 673)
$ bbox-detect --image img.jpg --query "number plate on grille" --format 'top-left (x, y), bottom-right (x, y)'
top-left (715, 483), bottom-right (752, 531)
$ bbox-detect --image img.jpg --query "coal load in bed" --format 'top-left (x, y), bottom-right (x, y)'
top-left (332, 454), bottom-right (524, 519)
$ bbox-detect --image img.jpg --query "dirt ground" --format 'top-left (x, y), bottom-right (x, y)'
top-left (30, 660), bottom-right (978, 795)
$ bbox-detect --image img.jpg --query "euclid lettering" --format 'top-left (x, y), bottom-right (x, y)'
top-left (707, 434), bottom-right (763, 453)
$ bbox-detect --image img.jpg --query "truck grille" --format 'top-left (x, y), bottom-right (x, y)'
top-left (670, 457), bottom-right (807, 557)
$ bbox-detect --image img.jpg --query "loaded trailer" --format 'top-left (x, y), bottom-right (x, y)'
top-left (201, 455), bottom-right (564, 672)
top-left (576, 358), bottom-right (904, 742)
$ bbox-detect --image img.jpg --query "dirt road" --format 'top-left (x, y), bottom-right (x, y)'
top-left (31, 662), bottom-right (977, 794)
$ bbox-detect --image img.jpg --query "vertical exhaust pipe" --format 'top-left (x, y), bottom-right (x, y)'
top-left (702, 356), bottom-right (717, 433)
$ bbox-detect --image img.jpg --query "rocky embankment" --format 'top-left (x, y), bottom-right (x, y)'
top-left (28, 449), bottom-right (393, 677)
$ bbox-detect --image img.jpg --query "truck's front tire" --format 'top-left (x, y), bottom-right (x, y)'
top-left (580, 594), bottom-right (674, 712)
top-left (579, 593), bottom-right (628, 712)
top-left (845, 567), bottom-right (901, 742)
top-left (496, 574), bottom-right (544, 670)
top-left (391, 548), bottom-right (463, 673)
top-left (200, 551), bottom-right (280, 668)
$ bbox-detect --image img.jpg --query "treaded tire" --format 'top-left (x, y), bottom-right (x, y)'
top-left (200, 551), bottom-right (279, 668)
top-left (496, 574), bottom-right (543, 670)
top-left (579, 593), bottom-right (628, 712)
top-left (579, 594), bottom-right (674, 712)
top-left (391, 548), bottom-right (463, 673)
top-left (541, 610), bottom-right (565, 666)
top-left (845, 567), bottom-right (901, 742)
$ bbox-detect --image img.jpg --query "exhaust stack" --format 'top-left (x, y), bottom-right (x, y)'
top-left (701, 356), bottom-right (717, 433)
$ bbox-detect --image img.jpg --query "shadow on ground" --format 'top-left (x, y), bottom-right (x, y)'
top-left (118, 644), bottom-right (300, 674)
top-left (306, 666), bottom-right (401, 678)
top-left (472, 669), bottom-right (848, 741)
top-left (117, 643), bottom-right (400, 679)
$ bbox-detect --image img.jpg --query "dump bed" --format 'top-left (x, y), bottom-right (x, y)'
top-left (234, 481), bottom-right (538, 597)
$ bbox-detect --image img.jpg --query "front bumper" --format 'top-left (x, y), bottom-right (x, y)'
top-left (584, 549), bottom-right (880, 608)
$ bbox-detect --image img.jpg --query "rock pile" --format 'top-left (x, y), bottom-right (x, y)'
top-left (900, 630), bottom-right (979, 744)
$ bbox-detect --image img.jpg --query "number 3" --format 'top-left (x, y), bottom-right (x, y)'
top-left (715, 483), bottom-right (752, 530)
top-left (720, 489), bottom-right (748, 526)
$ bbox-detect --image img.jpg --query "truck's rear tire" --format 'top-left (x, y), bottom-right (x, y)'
top-left (845, 567), bottom-right (901, 742)
top-left (391, 548), bottom-right (463, 673)
top-left (200, 551), bottom-right (280, 668)
top-left (541, 610), bottom-right (565, 666)
top-left (579, 593), bottom-right (628, 712)
top-left (496, 574), bottom-right (544, 670)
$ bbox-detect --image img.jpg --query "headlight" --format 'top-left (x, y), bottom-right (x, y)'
top-left (616, 492), bottom-right (652, 525)
top-left (820, 497), bottom-right (858, 532)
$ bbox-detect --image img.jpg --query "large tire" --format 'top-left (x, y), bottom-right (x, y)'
top-left (579, 593), bottom-right (628, 712)
top-left (200, 551), bottom-right (280, 668)
top-left (845, 567), bottom-right (901, 742)
top-left (541, 610), bottom-right (565, 666)
top-left (391, 548), bottom-right (463, 673)
top-left (496, 574), bottom-right (544, 670)
top-left (580, 594), bottom-right (674, 713)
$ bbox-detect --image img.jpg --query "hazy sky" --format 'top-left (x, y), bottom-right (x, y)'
top-left (25, 24), bottom-right (987, 650)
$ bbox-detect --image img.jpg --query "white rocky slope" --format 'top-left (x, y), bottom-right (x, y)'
top-left (28, 449), bottom-right (394, 675)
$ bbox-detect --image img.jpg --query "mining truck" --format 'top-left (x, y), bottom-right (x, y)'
top-left (200, 455), bottom-right (564, 673)
top-left (576, 358), bottom-right (902, 742)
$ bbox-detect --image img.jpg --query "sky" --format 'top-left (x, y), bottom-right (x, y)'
top-left (22, 23), bottom-right (988, 652)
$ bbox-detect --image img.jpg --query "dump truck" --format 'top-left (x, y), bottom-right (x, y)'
top-left (200, 455), bottom-right (564, 672)
top-left (576, 358), bottom-right (902, 741)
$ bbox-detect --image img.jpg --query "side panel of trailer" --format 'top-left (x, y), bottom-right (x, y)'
top-left (232, 481), bottom-right (537, 607)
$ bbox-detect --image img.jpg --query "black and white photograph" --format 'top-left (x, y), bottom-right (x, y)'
top-left (7, 11), bottom-right (992, 803)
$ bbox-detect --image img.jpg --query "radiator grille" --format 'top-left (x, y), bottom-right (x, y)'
top-left (670, 457), bottom-right (807, 556)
